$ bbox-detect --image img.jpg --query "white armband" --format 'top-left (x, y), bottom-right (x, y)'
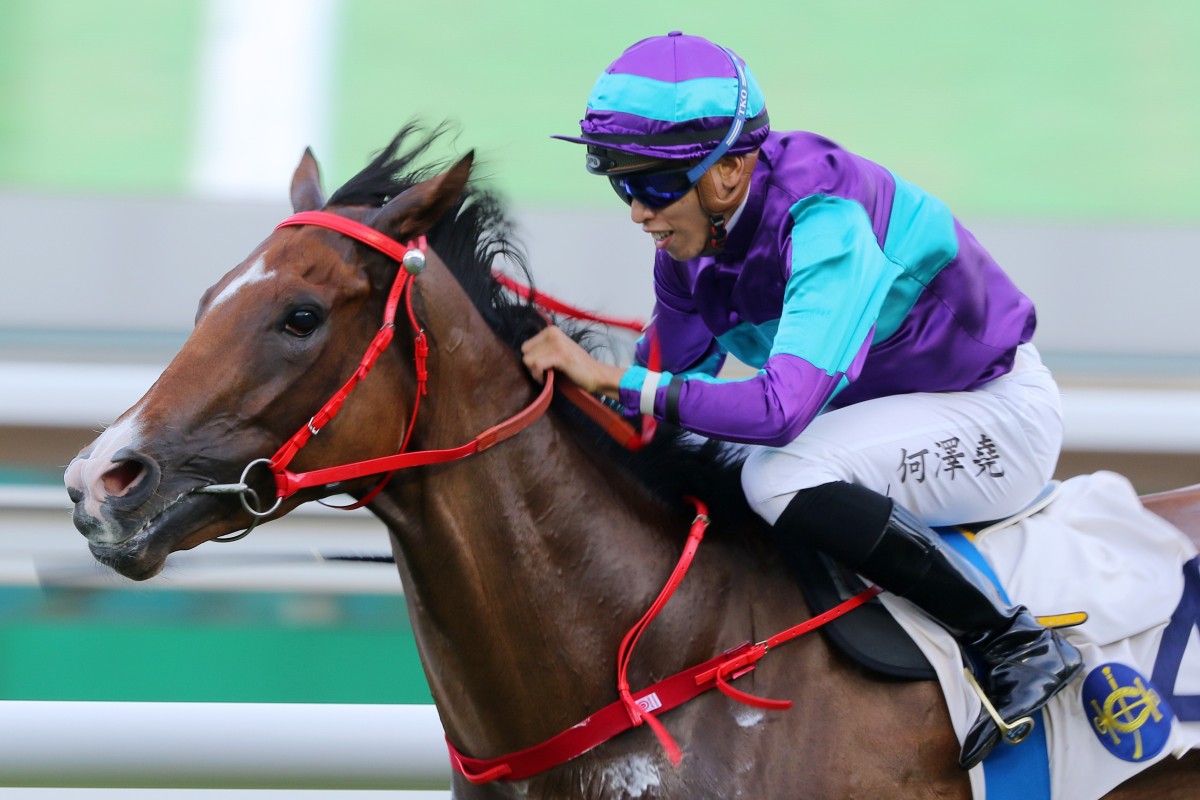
top-left (639, 370), bottom-right (662, 416)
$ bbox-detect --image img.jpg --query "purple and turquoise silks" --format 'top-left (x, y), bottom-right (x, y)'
top-left (552, 32), bottom-right (770, 160)
top-left (617, 130), bottom-right (1036, 447)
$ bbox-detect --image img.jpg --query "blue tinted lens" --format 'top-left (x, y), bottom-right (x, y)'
top-left (609, 169), bottom-right (696, 209)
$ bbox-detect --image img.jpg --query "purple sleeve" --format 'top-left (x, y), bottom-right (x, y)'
top-left (640, 193), bottom-right (894, 445)
top-left (618, 343), bottom-right (870, 447)
top-left (667, 350), bottom-right (857, 446)
top-left (618, 245), bottom-right (870, 444)
top-left (633, 254), bottom-right (725, 374)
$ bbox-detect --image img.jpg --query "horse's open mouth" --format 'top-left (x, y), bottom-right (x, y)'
top-left (84, 490), bottom-right (234, 580)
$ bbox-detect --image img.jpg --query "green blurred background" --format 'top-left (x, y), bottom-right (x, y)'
top-left (2, 0), bottom-right (1198, 710)
top-left (3, 0), bottom-right (1198, 218)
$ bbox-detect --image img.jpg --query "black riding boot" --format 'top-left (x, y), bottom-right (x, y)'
top-left (772, 481), bottom-right (1083, 770)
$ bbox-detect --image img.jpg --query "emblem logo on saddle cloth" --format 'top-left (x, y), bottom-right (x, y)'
top-left (1078, 553), bottom-right (1200, 765)
top-left (1083, 663), bottom-right (1173, 762)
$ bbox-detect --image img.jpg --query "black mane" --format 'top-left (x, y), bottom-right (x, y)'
top-left (328, 122), bottom-right (538, 348)
top-left (328, 123), bottom-right (753, 525)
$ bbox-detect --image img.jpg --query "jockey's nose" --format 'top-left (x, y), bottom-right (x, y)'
top-left (630, 199), bottom-right (654, 224)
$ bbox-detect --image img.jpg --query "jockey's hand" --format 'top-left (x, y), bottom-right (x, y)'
top-left (521, 326), bottom-right (624, 400)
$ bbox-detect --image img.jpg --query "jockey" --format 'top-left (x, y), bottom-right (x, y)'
top-left (522, 30), bottom-right (1082, 769)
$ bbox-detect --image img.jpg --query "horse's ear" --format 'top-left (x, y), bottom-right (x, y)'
top-left (374, 152), bottom-right (474, 243)
top-left (290, 147), bottom-right (325, 212)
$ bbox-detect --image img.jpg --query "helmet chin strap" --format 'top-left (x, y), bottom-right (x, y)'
top-left (690, 43), bottom-right (749, 259)
top-left (695, 148), bottom-right (757, 257)
top-left (703, 213), bottom-right (729, 256)
top-left (696, 172), bottom-right (733, 256)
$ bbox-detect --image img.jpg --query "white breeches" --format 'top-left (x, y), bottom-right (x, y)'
top-left (742, 344), bottom-right (1063, 527)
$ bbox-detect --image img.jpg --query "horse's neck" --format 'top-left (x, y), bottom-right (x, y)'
top-left (368, 257), bottom-right (697, 754)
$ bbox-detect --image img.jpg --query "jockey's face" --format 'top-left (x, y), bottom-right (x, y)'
top-left (628, 186), bottom-right (711, 261)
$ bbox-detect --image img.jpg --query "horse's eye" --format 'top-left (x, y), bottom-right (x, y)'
top-left (283, 308), bottom-right (321, 337)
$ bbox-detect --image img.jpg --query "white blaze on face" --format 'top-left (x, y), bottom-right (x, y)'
top-left (208, 255), bottom-right (271, 313)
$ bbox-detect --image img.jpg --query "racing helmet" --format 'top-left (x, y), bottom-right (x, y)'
top-left (553, 30), bottom-right (770, 183)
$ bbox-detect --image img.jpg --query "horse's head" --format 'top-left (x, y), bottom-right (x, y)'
top-left (65, 142), bottom-right (473, 579)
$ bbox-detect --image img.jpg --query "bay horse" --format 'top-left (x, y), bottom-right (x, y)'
top-left (64, 125), bottom-right (1200, 798)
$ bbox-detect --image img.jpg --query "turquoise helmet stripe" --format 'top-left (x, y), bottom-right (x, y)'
top-left (587, 72), bottom-right (766, 124)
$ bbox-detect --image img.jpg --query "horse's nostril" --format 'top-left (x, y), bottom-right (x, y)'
top-left (101, 460), bottom-right (147, 498)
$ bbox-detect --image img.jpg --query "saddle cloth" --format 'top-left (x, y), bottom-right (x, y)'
top-left (879, 471), bottom-right (1200, 800)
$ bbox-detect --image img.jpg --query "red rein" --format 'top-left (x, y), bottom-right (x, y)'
top-left (264, 212), bottom-right (880, 784)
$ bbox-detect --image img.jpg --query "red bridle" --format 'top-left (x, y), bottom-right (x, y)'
top-left (197, 210), bottom-right (556, 533)
top-left (269, 211), bottom-right (561, 496)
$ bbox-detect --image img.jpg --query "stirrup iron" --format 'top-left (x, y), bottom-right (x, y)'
top-left (962, 668), bottom-right (1035, 744)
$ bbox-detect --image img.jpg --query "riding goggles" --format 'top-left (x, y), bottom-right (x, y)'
top-left (604, 46), bottom-right (750, 211)
top-left (608, 167), bottom-right (698, 209)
